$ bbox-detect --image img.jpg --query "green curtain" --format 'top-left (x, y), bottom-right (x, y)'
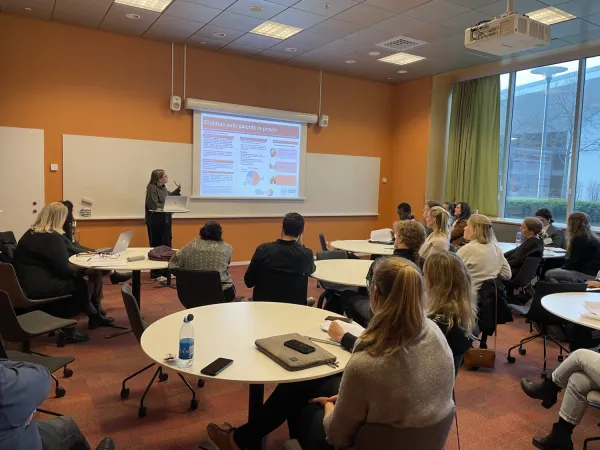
top-left (445, 75), bottom-right (500, 216)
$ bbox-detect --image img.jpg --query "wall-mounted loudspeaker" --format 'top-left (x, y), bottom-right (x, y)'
top-left (170, 95), bottom-right (182, 112)
top-left (319, 115), bottom-right (329, 127)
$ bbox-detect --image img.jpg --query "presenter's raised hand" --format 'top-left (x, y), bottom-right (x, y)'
top-left (174, 181), bottom-right (181, 190)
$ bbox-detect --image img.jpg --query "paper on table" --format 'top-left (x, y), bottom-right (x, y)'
top-left (550, 248), bottom-right (566, 253)
top-left (320, 320), bottom-right (365, 340)
top-left (584, 302), bottom-right (600, 316)
top-left (370, 228), bottom-right (394, 243)
top-left (581, 313), bottom-right (600, 322)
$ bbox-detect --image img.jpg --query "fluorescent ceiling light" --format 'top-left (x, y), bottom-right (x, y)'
top-left (114, 0), bottom-right (173, 12)
top-left (378, 52), bottom-right (425, 66)
top-left (528, 7), bottom-right (575, 25)
top-left (250, 21), bottom-right (303, 40)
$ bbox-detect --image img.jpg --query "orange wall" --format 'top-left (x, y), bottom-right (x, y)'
top-left (0, 14), bottom-right (396, 261)
top-left (391, 78), bottom-right (433, 221)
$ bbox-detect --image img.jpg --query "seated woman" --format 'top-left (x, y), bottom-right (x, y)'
top-left (419, 206), bottom-right (450, 259)
top-left (451, 202), bottom-right (471, 247)
top-left (520, 348), bottom-right (600, 449)
top-left (443, 201), bottom-right (456, 225)
top-left (13, 203), bottom-right (114, 340)
top-left (536, 208), bottom-right (565, 248)
top-left (207, 257), bottom-right (456, 450)
top-left (344, 219), bottom-right (426, 326)
top-left (504, 217), bottom-right (544, 276)
top-left (546, 212), bottom-right (600, 283)
top-left (423, 200), bottom-right (442, 235)
top-left (169, 221), bottom-right (236, 301)
top-left (457, 214), bottom-right (511, 293)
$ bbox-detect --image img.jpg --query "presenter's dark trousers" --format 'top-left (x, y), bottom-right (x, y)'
top-left (38, 416), bottom-right (92, 450)
top-left (147, 212), bottom-right (172, 279)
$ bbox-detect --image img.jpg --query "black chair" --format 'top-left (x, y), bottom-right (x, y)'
top-left (505, 257), bottom-right (542, 303)
top-left (251, 270), bottom-right (310, 306)
top-left (315, 251), bottom-right (357, 309)
top-left (120, 284), bottom-right (202, 418)
top-left (0, 337), bottom-right (74, 398)
top-left (318, 232), bottom-right (328, 252)
top-left (0, 231), bottom-right (17, 263)
top-left (173, 268), bottom-right (241, 308)
top-left (584, 391), bottom-right (600, 450)
top-left (507, 282), bottom-right (587, 378)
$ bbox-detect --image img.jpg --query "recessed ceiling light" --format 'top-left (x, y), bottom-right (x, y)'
top-left (397, 70), bottom-right (407, 74)
top-left (250, 21), bottom-right (303, 40)
top-left (24, 7), bottom-right (32, 11)
top-left (368, 51), bottom-right (380, 56)
top-left (114, 0), bottom-right (173, 12)
top-left (345, 59), bottom-right (356, 64)
top-left (528, 7), bottom-right (575, 25)
top-left (379, 52), bottom-right (425, 66)
top-left (285, 47), bottom-right (297, 52)
top-left (200, 41), bottom-right (206, 44)
top-left (213, 32), bottom-right (226, 37)
top-left (125, 13), bottom-right (140, 19)
top-left (249, 5), bottom-right (263, 12)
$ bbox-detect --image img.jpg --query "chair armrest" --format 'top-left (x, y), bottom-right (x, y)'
top-left (284, 440), bottom-right (302, 450)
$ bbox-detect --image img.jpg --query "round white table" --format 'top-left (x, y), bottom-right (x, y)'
top-left (330, 240), bottom-right (394, 256)
top-left (141, 302), bottom-right (351, 450)
top-left (542, 292), bottom-right (600, 331)
top-left (497, 242), bottom-right (566, 259)
top-left (311, 259), bottom-right (372, 287)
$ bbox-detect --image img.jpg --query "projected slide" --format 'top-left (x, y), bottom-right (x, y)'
top-left (199, 112), bottom-right (302, 198)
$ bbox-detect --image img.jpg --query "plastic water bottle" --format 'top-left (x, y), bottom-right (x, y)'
top-left (177, 314), bottom-right (194, 369)
top-left (515, 228), bottom-right (522, 246)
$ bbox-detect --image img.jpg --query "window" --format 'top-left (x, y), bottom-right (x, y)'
top-left (501, 60), bottom-right (580, 224)
top-left (499, 73), bottom-right (510, 190)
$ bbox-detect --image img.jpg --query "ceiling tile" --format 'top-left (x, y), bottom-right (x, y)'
top-left (225, 0), bottom-right (287, 20)
top-left (100, 3), bottom-right (159, 36)
top-left (442, 10), bottom-right (494, 30)
top-left (271, 7), bottom-right (328, 27)
top-left (0, 0), bottom-right (54, 20)
top-left (447, 0), bottom-right (497, 7)
top-left (586, 13), bottom-right (600, 26)
top-left (268, 29), bottom-right (334, 53)
top-left (344, 26), bottom-right (400, 44)
top-left (333, 3), bottom-right (396, 26)
top-left (52, 10), bottom-right (105, 28)
top-left (372, 13), bottom-right (429, 33)
top-left (308, 17), bottom-right (363, 38)
top-left (231, 32), bottom-right (281, 49)
top-left (164, 0), bottom-right (221, 22)
top-left (192, 23), bottom-right (245, 43)
top-left (186, 34), bottom-right (228, 48)
top-left (222, 42), bottom-right (262, 55)
top-left (209, 11), bottom-right (263, 31)
top-left (185, 0), bottom-right (236, 8)
top-left (152, 13), bottom-right (205, 30)
top-left (54, 0), bottom-right (112, 15)
top-left (476, 0), bottom-right (549, 17)
top-left (362, 0), bottom-right (430, 14)
top-left (550, 18), bottom-right (598, 39)
top-left (562, 28), bottom-right (600, 43)
top-left (557, 0), bottom-right (600, 18)
top-left (307, 38), bottom-right (367, 55)
top-left (400, 22), bottom-right (458, 42)
top-left (257, 50), bottom-right (296, 60)
top-left (535, 0), bottom-right (570, 4)
top-left (268, 0), bottom-right (300, 5)
top-left (404, 0), bottom-right (470, 23)
top-left (145, 20), bottom-right (203, 43)
top-left (293, 0), bottom-right (357, 17)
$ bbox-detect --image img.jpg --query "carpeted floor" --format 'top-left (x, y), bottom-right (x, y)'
top-left (23, 266), bottom-right (600, 450)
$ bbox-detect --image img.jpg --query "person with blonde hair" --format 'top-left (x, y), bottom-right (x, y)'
top-left (13, 203), bottom-right (114, 341)
top-left (456, 214), bottom-right (511, 292)
top-left (207, 257), bottom-right (456, 450)
top-left (424, 252), bottom-right (477, 373)
top-left (419, 206), bottom-right (450, 258)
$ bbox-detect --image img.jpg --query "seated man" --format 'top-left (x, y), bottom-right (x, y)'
top-left (244, 213), bottom-right (316, 306)
top-left (396, 202), bottom-right (414, 221)
top-left (0, 359), bottom-right (114, 450)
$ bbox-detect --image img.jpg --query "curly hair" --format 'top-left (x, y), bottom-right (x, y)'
top-left (394, 219), bottom-right (426, 263)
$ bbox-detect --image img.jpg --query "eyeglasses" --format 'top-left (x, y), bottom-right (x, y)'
top-left (366, 275), bottom-right (374, 292)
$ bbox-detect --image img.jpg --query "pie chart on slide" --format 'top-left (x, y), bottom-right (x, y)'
top-left (247, 170), bottom-right (260, 186)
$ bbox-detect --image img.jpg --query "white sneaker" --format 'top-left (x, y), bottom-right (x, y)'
top-left (307, 297), bottom-right (315, 307)
top-left (155, 276), bottom-right (167, 283)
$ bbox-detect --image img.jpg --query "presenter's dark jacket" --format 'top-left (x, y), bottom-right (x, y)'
top-left (144, 184), bottom-right (181, 224)
top-left (244, 239), bottom-right (316, 305)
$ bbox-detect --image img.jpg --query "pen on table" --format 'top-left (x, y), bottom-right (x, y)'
top-left (307, 336), bottom-right (341, 347)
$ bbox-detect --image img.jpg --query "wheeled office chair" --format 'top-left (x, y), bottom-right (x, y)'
top-left (505, 257), bottom-right (542, 304)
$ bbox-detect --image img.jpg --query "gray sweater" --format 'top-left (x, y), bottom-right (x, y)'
top-left (323, 319), bottom-right (455, 449)
top-left (169, 239), bottom-right (233, 290)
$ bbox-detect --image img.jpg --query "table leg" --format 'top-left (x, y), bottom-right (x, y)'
top-left (105, 270), bottom-right (140, 340)
top-left (248, 384), bottom-right (266, 450)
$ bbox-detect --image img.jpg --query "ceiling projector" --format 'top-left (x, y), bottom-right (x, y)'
top-left (465, 0), bottom-right (551, 56)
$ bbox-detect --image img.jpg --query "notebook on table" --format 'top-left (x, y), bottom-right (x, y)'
top-left (255, 333), bottom-right (337, 371)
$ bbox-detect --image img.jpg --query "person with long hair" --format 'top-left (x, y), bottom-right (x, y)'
top-left (536, 208), bottom-right (565, 248)
top-left (419, 206), bottom-right (450, 258)
top-left (145, 169), bottom-right (181, 280)
top-left (13, 203), bottom-right (114, 341)
top-left (504, 217), bottom-right (544, 276)
top-left (423, 200), bottom-right (442, 235)
top-left (344, 219), bottom-right (426, 326)
top-left (169, 221), bottom-right (237, 301)
top-left (451, 202), bottom-right (471, 246)
top-left (456, 214), bottom-right (511, 292)
top-left (207, 257), bottom-right (456, 450)
top-left (443, 202), bottom-right (456, 224)
top-left (546, 212), bottom-right (600, 283)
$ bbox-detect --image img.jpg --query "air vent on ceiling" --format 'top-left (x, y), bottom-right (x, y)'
top-left (375, 36), bottom-right (428, 52)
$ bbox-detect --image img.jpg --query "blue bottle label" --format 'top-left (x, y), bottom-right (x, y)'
top-left (179, 338), bottom-right (194, 360)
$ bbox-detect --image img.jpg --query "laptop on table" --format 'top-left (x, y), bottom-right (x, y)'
top-left (161, 196), bottom-right (188, 212)
top-left (96, 230), bottom-right (134, 255)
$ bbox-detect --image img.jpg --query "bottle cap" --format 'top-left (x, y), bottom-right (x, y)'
top-left (183, 313), bottom-right (194, 323)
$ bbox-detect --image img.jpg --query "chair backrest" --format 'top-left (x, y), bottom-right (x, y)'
top-left (121, 284), bottom-right (146, 343)
top-left (0, 337), bottom-right (8, 359)
top-left (0, 263), bottom-right (32, 309)
top-left (0, 232), bottom-right (17, 264)
top-left (354, 409), bottom-right (455, 450)
top-left (527, 281), bottom-right (587, 325)
top-left (252, 270), bottom-right (308, 305)
top-left (173, 268), bottom-right (225, 309)
top-left (512, 257), bottom-right (542, 287)
top-left (318, 233), bottom-right (328, 252)
top-left (316, 250), bottom-right (348, 261)
top-left (0, 291), bottom-right (29, 343)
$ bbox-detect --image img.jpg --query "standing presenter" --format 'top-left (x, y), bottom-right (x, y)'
top-left (145, 169), bottom-right (181, 280)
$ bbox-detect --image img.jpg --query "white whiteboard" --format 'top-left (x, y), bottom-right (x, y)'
top-left (63, 135), bottom-right (380, 219)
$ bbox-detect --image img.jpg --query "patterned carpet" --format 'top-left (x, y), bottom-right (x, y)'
top-left (22, 266), bottom-right (600, 450)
